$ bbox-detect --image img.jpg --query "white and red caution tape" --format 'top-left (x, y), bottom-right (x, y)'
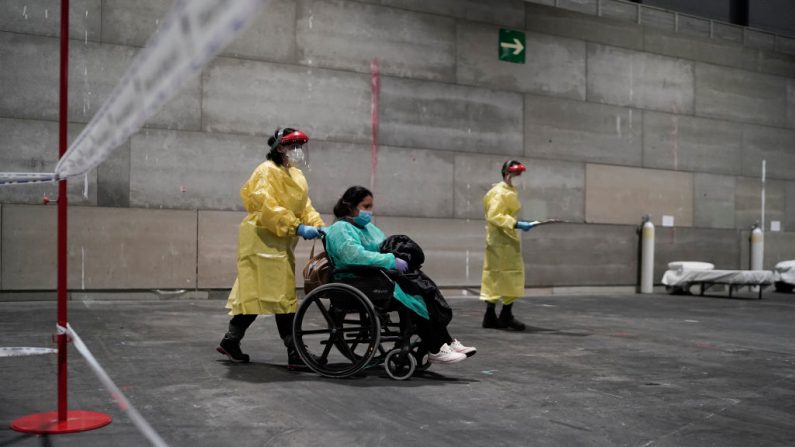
top-left (65, 323), bottom-right (171, 447)
top-left (0, 0), bottom-right (269, 186)
top-left (0, 347), bottom-right (58, 357)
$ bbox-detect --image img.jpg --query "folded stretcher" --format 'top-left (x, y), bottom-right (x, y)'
top-left (662, 262), bottom-right (773, 299)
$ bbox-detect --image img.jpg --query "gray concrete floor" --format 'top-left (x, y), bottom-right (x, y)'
top-left (2, 290), bottom-right (795, 446)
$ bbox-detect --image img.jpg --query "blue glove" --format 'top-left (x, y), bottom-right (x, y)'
top-left (296, 224), bottom-right (321, 240)
top-left (516, 220), bottom-right (537, 232)
top-left (394, 257), bottom-right (409, 273)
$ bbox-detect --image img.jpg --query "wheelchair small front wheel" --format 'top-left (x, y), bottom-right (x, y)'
top-left (384, 349), bottom-right (416, 380)
top-left (408, 334), bottom-right (431, 372)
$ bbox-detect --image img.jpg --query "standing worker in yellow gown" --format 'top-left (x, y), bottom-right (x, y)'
top-left (480, 160), bottom-right (538, 331)
top-left (217, 127), bottom-right (325, 368)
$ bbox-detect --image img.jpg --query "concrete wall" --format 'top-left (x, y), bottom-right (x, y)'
top-left (585, 164), bottom-right (694, 227)
top-left (1, 205), bottom-right (196, 290)
top-left (1, 0), bottom-right (794, 293)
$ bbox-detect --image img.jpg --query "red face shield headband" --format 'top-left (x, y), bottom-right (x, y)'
top-left (501, 160), bottom-right (525, 177)
top-left (280, 130), bottom-right (309, 147)
top-left (507, 163), bottom-right (526, 174)
top-left (271, 129), bottom-right (310, 150)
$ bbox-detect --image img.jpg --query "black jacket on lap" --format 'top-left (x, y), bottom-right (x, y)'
top-left (378, 234), bottom-right (425, 272)
top-left (380, 235), bottom-right (452, 326)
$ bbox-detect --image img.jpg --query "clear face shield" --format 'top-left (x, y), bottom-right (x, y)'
top-left (511, 171), bottom-right (527, 191)
top-left (284, 143), bottom-right (309, 168)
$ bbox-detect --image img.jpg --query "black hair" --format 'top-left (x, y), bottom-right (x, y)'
top-left (333, 186), bottom-right (373, 218)
top-left (266, 127), bottom-right (296, 166)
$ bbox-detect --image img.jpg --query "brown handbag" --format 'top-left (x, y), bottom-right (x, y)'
top-left (302, 241), bottom-right (331, 294)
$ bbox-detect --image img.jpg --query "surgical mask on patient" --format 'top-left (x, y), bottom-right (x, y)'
top-left (354, 210), bottom-right (372, 226)
top-left (286, 147), bottom-right (305, 165)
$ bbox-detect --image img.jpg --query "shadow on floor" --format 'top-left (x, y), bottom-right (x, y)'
top-left (220, 359), bottom-right (479, 387)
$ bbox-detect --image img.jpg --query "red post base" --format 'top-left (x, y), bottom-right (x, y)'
top-left (11, 410), bottom-right (112, 435)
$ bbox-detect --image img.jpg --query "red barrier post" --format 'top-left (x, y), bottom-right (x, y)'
top-left (11, 0), bottom-right (113, 435)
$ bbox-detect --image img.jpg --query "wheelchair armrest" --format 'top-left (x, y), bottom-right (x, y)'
top-left (333, 265), bottom-right (395, 283)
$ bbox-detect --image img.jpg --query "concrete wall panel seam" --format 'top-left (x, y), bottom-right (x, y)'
top-left (0, 30), bottom-right (102, 45)
top-left (640, 108), bottom-right (646, 167)
top-left (698, 56), bottom-right (795, 84)
top-left (524, 2), bottom-right (795, 77)
top-left (640, 28), bottom-right (786, 80)
top-left (451, 152), bottom-right (457, 219)
top-left (98, 1), bottom-right (103, 45)
top-left (595, 55), bottom-right (795, 132)
top-left (695, 61), bottom-right (794, 130)
top-left (199, 71), bottom-right (205, 136)
top-left (584, 34), bottom-right (590, 101)
top-left (587, 42), bottom-right (696, 114)
top-left (378, 72), bottom-right (519, 97)
top-left (343, 0), bottom-right (524, 29)
top-left (0, 203), bottom-right (2, 290)
top-left (0, 115), bottom-right (58, 125)
top-left (524, 95), bottom-right (642, 167)
top-left (299, 0), bottom-right (457, 82)
top-left (690, 60), bottom-right (697, 115)
top-left (195, 209), bottom-right (200, 292)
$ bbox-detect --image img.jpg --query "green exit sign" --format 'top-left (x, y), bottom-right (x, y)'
top-left (499, 28), bottom-right (525, 64)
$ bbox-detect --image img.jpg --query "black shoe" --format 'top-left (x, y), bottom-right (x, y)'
top-left (283, 334), bottom-right (326, 371)
top-left (498, 305), bottom-right (526, 331)
top-left (287, 349), bottom-right (311, 371)
top-left (287, 346), bottom-right (328, 371)
top-left (482, 306), bottom-right (506, 329)
top-left (217, 337), bottom-right (250, 363)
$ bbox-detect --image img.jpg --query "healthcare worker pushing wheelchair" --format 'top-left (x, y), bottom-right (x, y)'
top-left (480, 160), bottom-right (538, 331)
top-left (217, 127), bottom-right (324, 369)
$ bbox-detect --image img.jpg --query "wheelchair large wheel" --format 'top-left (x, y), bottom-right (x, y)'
top-left (293, 283), bottom-right (381, 378)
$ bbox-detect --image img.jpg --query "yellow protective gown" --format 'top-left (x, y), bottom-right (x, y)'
top-left (480, 181), bottom-right (524, 303)
top-left (226, 160), bottom-right (324, 315)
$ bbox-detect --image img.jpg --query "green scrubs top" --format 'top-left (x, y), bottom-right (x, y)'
top-left (325, 219), bottom-right (429, 319)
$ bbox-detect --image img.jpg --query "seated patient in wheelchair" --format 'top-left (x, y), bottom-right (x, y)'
top-left (324, 186), bottom-right (476, 364)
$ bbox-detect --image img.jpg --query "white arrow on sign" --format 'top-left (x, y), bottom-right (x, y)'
top-left (500, 38), bottom-right (524, 55)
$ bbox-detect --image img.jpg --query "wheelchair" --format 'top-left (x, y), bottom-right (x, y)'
top-left (292, 259), bottom-right (431, 380)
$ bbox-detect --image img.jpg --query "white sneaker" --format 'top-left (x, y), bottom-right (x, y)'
top-left (428, 343), bottom-right (467, 364)
top-left (450, 339), bottom-right (477, 357)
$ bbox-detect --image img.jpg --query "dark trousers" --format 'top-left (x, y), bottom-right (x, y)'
top-left (226, 313), bottom-right (295, 342)
top-left (410, 313), bottom-right (452, 353)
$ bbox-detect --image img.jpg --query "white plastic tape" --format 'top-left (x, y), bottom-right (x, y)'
top-left (52, 0), bottom-right (268, 180)
top-left (0, 347), bottom-right (57, 357)
top-left (0, 172), bottom-right (56, 185)
top-left (67, 324), bottom-right (170, 447)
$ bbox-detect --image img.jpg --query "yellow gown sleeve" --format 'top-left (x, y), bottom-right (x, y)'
top-left (485, 190), bottom-right (517, 233)
top-left (243, 167), bottom-right (301, 238)
top-left (300, 197), bottom-right (325, 228)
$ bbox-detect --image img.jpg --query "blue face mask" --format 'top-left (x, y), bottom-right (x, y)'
top-left (354, 209), bottom-right (372, 226)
